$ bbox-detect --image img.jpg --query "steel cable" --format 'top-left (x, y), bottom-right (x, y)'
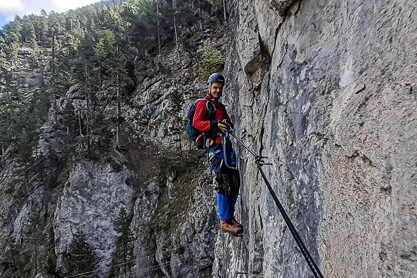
top-left (227, 131), bottom-right (324, 278)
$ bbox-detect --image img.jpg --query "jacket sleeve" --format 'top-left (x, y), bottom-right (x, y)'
top-left (193, 100), bottom-right (217, 133)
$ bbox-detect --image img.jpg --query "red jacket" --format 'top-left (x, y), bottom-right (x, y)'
top-left (193, 94), bottom-right (231, 144)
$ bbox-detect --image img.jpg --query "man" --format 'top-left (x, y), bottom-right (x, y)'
top-left (192, 73), bottom-right (243, 236)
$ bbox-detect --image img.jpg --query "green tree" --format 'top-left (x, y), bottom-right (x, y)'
top-left (122, 0), bottom-right (159, 57)
top-left (29, 89), bottom-right (50, 123)
top-left (96, 7), bottom-right (136, 146)
top-left (0, 33), bottom-right (7, 74)
top-left (22, 19), bottom-right (36, 43)
top-left (7, 16), bottom-right (23, 43)
top-left (110, 207), bottom-right (134, 277)
top-left (63, 231), bottom-right (97, 276)
top-left (16, 129), bottom-right (34, 164)
top-left (3, 236), bottom-right (20, 271)
top-left (26, 215), bottom-right (44, 275)
top-left (48, 13), bottom-right (63, 79)
top-left (1, 18), bottom-right (22, 66)
top-left (21, 16), bottom-right (40, 65)
top-left (94, 29), bottom-right (117, 86)
top-left (58, 71), bottom-right (77, 88)
top-left (36, 11), bottom-right (49, 46)
top-left (199, 41), bottom-right (224, 82)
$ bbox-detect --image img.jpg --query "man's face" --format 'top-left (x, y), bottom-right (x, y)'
top-left (209, 82), bottom-right (223, 99)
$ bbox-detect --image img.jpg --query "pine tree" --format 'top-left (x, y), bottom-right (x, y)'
top-left (3, 236), bottom-right (20, 271)
top-left (122, 0), bottom-right (158, 57)
top-left (48, 13), bottom-right (62, 80)
top-left (7, 16), bottom-right (23, 43)
top-left (22, 20), bottom-right (40, 66)
top-left (0, 33), bottom-right (7, 74)
top-left (111, 207), bottom-right (134, 277)
top-left (94, 29), bottom-right (117, 86)
top-left (3, 20), bottom-right (21, 63)
top-left (26, 215), bottom-right (44, 275)
top-left (199, 41), bottom-right (225, 81)
top-left (37, 11), bottom-right (49, 46)
top-left (22, 18), bottom-right (36, 43)
top-left (63, 231), bottom-right (97, 276)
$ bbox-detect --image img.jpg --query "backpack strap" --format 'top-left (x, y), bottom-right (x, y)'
top-left (195, 98), bottom-right (216, 120)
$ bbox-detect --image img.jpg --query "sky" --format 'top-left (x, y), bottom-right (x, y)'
top-left (0, 0), bottom-right (100, 27)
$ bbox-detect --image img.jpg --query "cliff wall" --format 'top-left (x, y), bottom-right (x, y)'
top-left (217, 0), bottom-right (417, 277)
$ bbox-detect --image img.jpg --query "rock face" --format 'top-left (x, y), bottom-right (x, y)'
top-left (217, 0), bottom-right (417, 277)
top-left (53, 159), bottom-right (134, 273)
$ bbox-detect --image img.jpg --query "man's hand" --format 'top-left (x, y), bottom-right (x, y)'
top-left (217, 122), bottom-right (229, 133)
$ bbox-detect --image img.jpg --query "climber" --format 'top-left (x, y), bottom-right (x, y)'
top-left (192, 73), bottom-right (243, 236)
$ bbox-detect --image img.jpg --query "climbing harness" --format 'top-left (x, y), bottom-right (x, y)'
top-left (206, 144), bottom-right (223, 172)
top-left (226, 130), bottom-right (324, 278)
top-left (221, 136), bottom-right (237, 170)
top-left (205, 134), bottom-right (237, 172)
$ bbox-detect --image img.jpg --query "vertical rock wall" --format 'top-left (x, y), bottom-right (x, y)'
top-left (218, 0), bottom-right (417, 277)
top-left (53, 159), bottom-right (133, 274)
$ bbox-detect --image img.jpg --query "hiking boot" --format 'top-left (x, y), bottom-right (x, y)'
top-left (229, 218), bottom-right (243, 230)
top-left (220, 221), bottom-right (243, 236)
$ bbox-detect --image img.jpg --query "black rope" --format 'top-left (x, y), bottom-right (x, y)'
top-left (227, 131), bottom-right (324, 278)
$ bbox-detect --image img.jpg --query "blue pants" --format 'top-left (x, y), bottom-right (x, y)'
top-left (209, 142), bottom-right (240, 222)
top-left (217, 193), bottom-right (238, 221)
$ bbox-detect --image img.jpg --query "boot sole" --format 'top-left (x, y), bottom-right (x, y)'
top-left (223, 230), bottom-right (243, 237)
top-left (222, 228), bottom-right (243, 236)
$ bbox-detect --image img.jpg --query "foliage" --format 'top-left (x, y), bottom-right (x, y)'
top-left (6, 88), bottom-right (49, 155)
top-left (2, 215), bottom-right (50, 277)
top-left (58, 71), bottom-right (77, 88)
top-left (0, 89), bottom-right (48, 165)
top-left (26, 215), bottom-right (44, 275)
top-left (63, 230), bottom-right (97, 276)
top-left (170, 89), bottom-right (183, 113)
top-left (0, 0), bottom-right (223, 276)
top-left (110, 207), bottom-right (134, 277)
top-left (148, 151), bottom-right (204, 233)
top-left (199, 41), bottom-right (225, 82)
top-left (3, 236), bottom-right (22, 273)
top-left (0, 0), bottom-right (220, 161)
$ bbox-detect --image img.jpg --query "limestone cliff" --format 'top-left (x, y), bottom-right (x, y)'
top-left (217, 0), bottom-right (417, 277)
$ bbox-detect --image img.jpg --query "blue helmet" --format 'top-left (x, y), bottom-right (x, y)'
top-left (207, 73), bottom-right (225, 85)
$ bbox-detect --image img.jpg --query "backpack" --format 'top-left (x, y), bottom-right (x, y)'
top-left (185, 98), bottom-right (215, 149)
